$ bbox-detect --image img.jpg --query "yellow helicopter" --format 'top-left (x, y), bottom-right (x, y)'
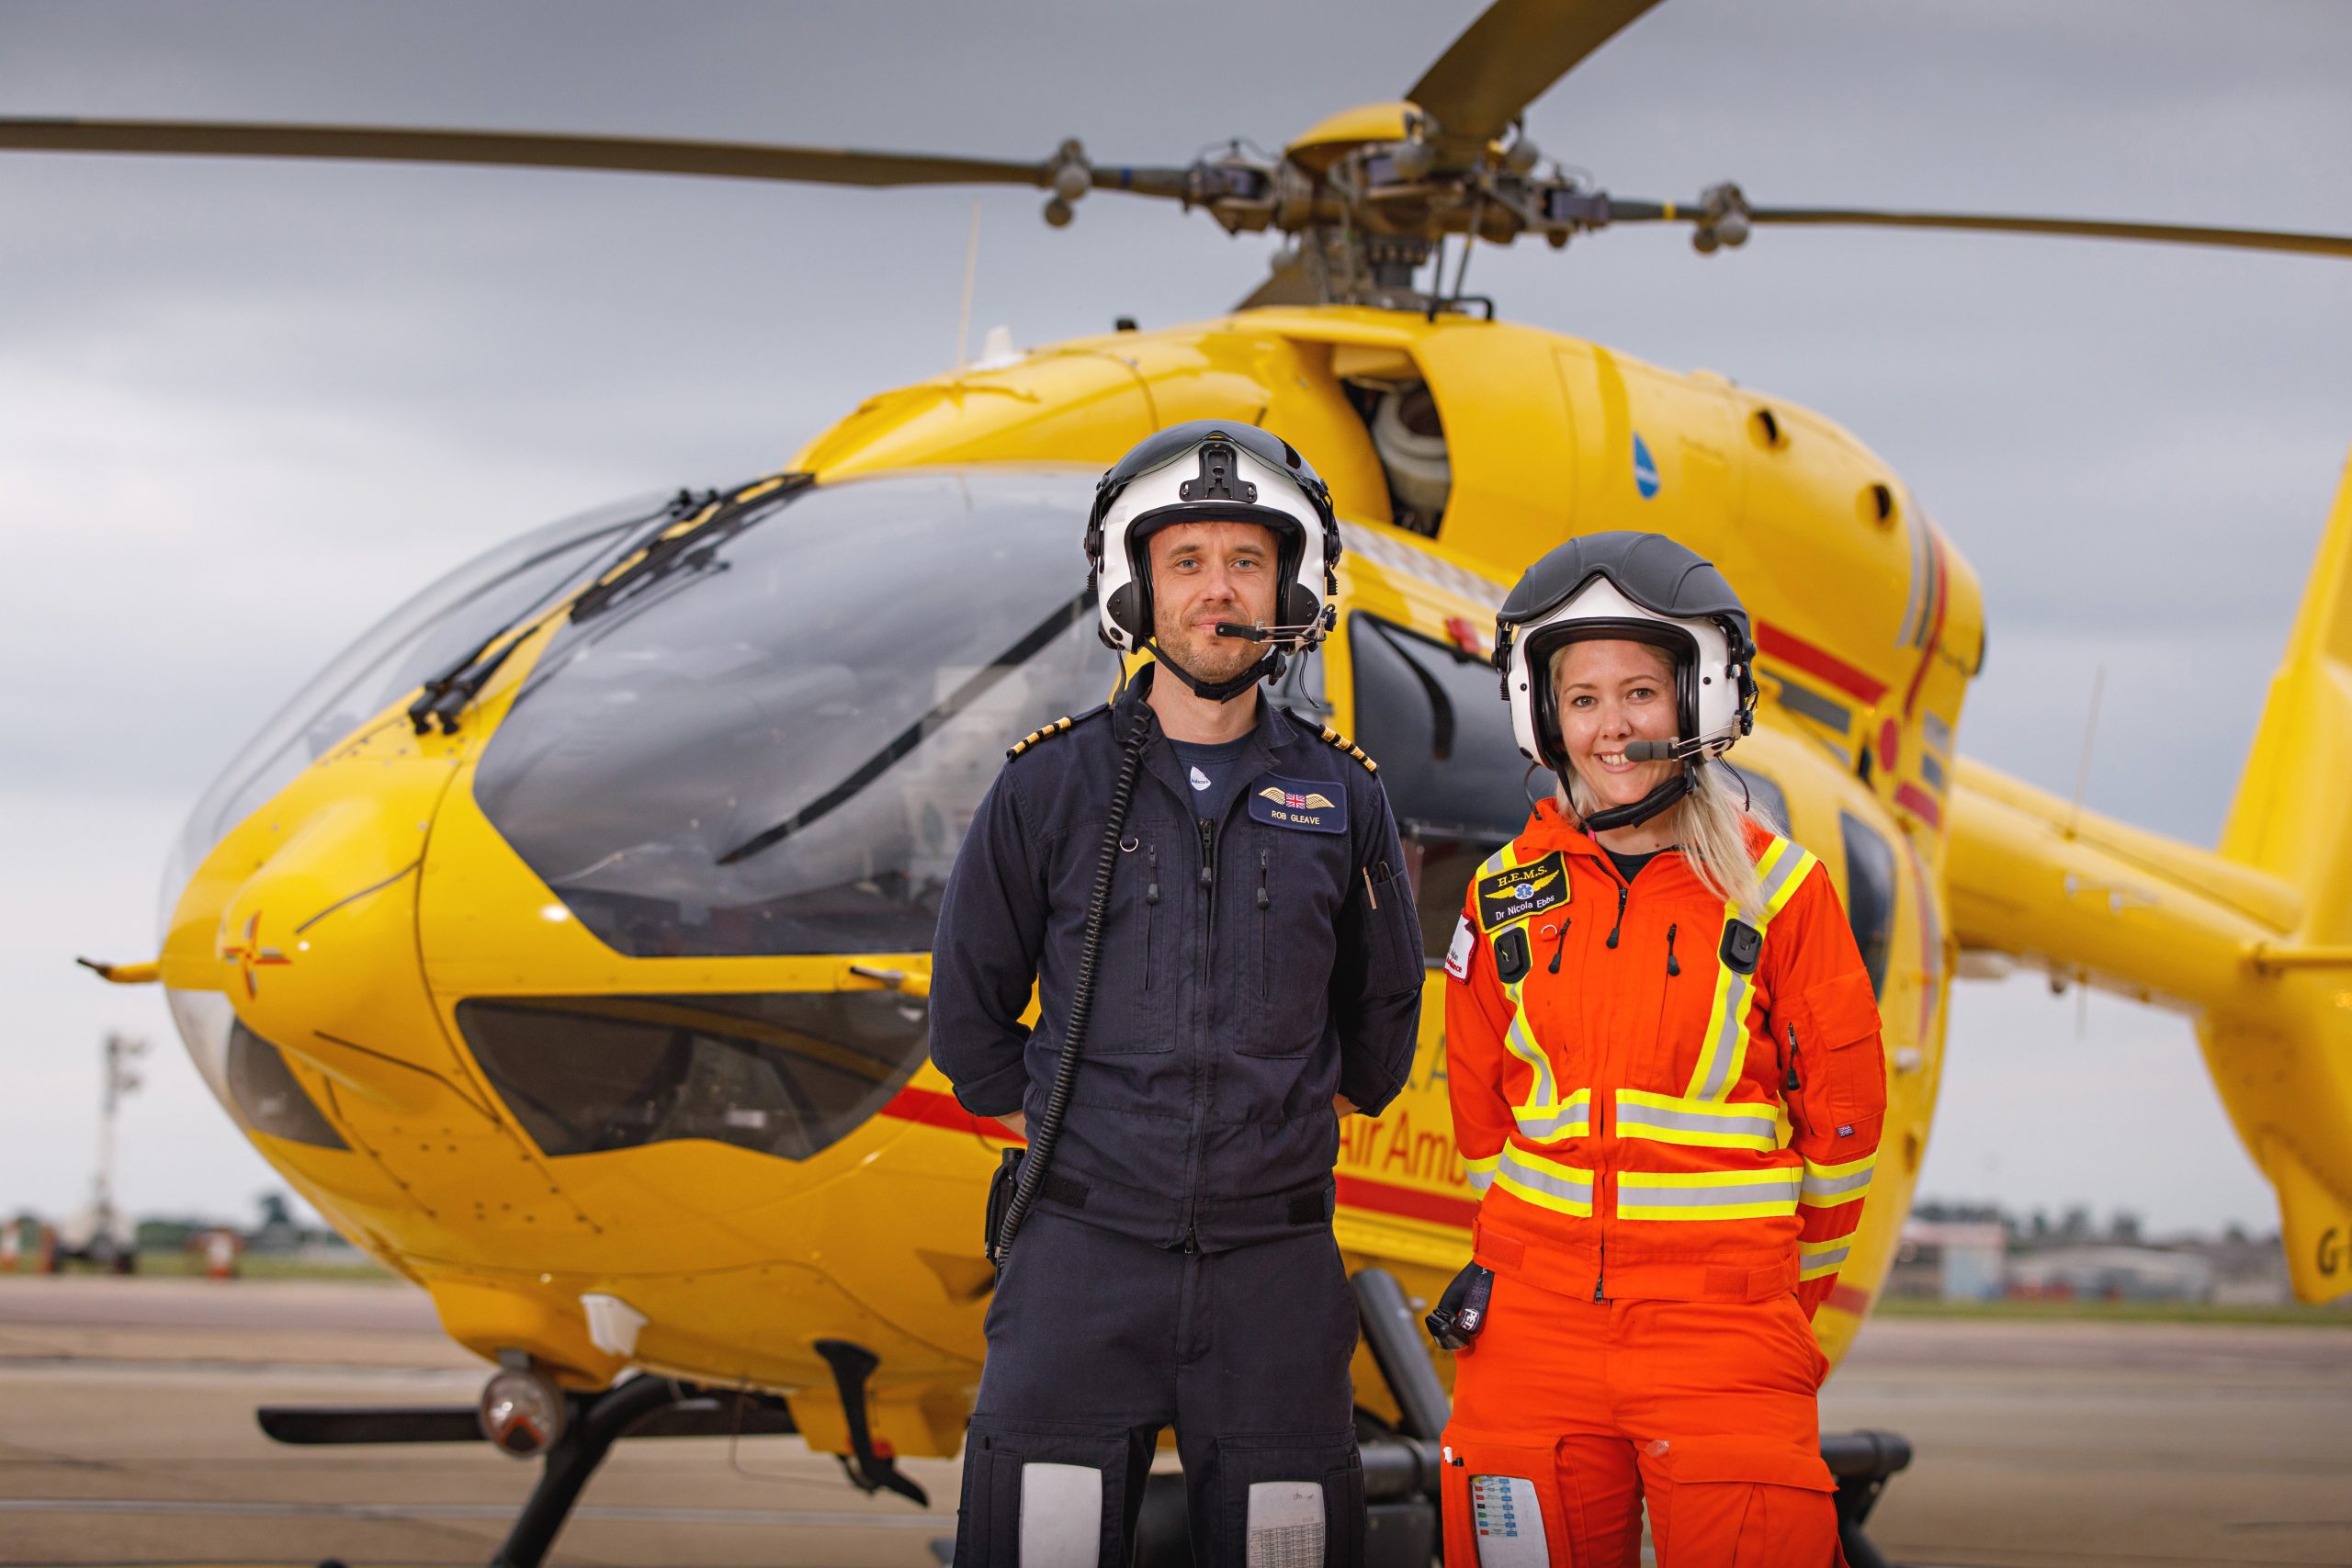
top-left (21, 0), bottom-right (2352, 1562)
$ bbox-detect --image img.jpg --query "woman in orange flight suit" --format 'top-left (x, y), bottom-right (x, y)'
top-left (1435, 533), bottom-right (1885, 1567)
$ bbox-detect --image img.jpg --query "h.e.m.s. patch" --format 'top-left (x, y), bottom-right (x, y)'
top-left (1476, 852), bottom-right (1570, 931)
top-left (1249, 777), bottom-right (1347, 833)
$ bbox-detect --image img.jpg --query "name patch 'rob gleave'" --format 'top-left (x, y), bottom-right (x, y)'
top-left (1249, 777), bottom-right (1348, 833)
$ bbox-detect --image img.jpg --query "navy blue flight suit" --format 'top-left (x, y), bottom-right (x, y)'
top-left (933, 665), bottom-right (1424, 1565)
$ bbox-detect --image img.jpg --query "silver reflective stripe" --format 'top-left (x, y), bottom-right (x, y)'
top-left (1803, 1166), bottom-right (1875, 1201)
top-left (1019, 1462), bottom-right (1102, 1568)
top-left (1618, 1174), bottom-right (1801, 1208)
top-left (1757, 840), bottom-right (1811, 909)
top-left (1502, 1007), bottom-right (1556, 1106)
top-left (1245, 1480), bottom-right (1325, 1567)
top-left (1693, 966), bottom-right (1753, 1100)
top-left (1616, 1100), bottom-right (1775, 1142)
top-left (1465, 1165), bottom-right (1497, 1192)
top-left (1498, 1150), bottom-right (1593, 1205)
top-left (1512, 1101), bottom-right (1590, 1140)
top-left (1803, 1242), bottom-right (1851, 1271)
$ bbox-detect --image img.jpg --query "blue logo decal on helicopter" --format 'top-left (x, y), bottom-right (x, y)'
top-left (1633, 434), bottom-right (1660, 499)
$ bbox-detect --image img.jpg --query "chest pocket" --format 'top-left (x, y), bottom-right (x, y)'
top-left (1238, 827), bottom-right (1351, 1058)
top-left (1054, 816), bottom-right (1177, 1055)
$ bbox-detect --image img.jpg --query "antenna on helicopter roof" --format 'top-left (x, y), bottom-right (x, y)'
top-left (2065, 663), bottom-right (2106, 842)
top-left (955, 198), bottom-right (981, 372)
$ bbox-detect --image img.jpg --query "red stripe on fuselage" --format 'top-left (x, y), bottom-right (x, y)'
top-left (1754, 622), bottom-right (1887, 707)
top-left (1337, 1174), bottom-right (1478, 1231)
top-left (881, 1084), bottom-right (1022, 1141)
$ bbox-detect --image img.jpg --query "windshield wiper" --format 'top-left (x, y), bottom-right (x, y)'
top-left (406, 489), bottom-right (705, 736)
top-left (569, 474), bottom-right (811, 624)
top-left (716, 586), bottom-right (1095, 866)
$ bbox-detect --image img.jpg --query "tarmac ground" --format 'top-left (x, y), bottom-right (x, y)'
top-left (2, 1276), bottom-right (2347, 1567)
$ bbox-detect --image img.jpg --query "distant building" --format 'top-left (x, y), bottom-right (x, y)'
top-left (1894, 1219), bottom-right (2008, 1300)
top-left (2007, 1245), bottom-right (2215, 1302)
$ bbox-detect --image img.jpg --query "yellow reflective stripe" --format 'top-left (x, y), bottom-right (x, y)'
top-left (1681, 836), bottom-right (1820, 1104)
top-left (1499, 1001), bottom-right (1556, 1105)
top-left (1613, 1089), bottom-right (1778, 1151)
top-left (1462, 1151), bottom-right (1500, 1193)
top-left (1759, 842), bottom-right (1819, 920)
top-left (1685, 914), bottom-right (1753, 1101)
top-left (1615, 1168), bottom-right (1801, 1222)
top-left (1511, 1089), bottom-right (1591, 1143)
top-left (1799, 1237), bottom-right (1851, 1279)
top-left (1800, 1152), bottom-right (1877, 1206)
top-left (1492, 1147), bottom-right (1594, 1217)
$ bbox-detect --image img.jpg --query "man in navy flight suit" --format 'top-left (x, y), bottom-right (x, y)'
top-left (933, 422), bottom-right (1425, 1566)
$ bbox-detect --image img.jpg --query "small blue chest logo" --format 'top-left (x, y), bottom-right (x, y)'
top-left (1249, 776), bottom-right (1347, 833)
top-left (1633, 433), bottom-right (1660, 499)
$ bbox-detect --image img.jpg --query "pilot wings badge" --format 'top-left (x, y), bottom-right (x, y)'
top-left (1248, 777), bottom-right (1346, 833)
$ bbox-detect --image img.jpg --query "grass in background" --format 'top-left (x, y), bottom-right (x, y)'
top-left (1872, 1293), bottom-right (2352, 1326)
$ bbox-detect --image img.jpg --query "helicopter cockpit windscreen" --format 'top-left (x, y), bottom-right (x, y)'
top-left (160, 492), bottom-right (668, 935)
top-left (472, 468), bottom-right (1112, 958)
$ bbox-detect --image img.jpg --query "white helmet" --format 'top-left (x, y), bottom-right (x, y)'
top-left (1494, 532), bottom-right (1758, 830)
top-left (1085, 421), bottom-right (1340, 700)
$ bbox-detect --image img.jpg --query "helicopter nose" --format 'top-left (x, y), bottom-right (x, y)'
top-left (210, 761), bottom-right (466, 1113)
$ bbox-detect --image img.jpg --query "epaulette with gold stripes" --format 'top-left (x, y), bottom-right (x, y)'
top-left (1315, 725), bottom-right (1378, 773)
top-left (1006, 716), bottom-right (1078, 759)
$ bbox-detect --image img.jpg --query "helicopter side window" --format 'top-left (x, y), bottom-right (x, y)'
top-left (1722, 762), bottom-right (1790, 836)
top-left (1839, 809), bottom-right (1898, 999)
top-left (225, 1021), bottom-right (347, 1149)
top-left (1349, 614), bottom-right (1532, 961)
top-left (165, 493), bottom-right (665, 933)
top-left (473, 470), bottom-right (1113, 958)
top-left (454, 991), bottom-right (929, 1162)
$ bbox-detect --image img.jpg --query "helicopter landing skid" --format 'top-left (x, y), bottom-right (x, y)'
top-left (257, 1378), bottom-right (798, 1568)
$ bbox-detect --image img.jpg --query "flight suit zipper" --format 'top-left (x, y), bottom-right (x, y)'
top-left (1256, 848), bottom-right (1272, 998)
top-left (1785, 1022), bottom-right (1802, 1092)
top-left (1144, 846), bottom-right (1160, 991)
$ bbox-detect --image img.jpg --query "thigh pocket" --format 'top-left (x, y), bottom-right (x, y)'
top-left (956, 1414), bottom-right (1134, 1568)
top-left (1437, 1436), bottom-right (1566, 1568)
top-left (1208, 1428), bottom-right (1363, 1567)
top-left (1650, 1435), bottom-right (1837, 1568)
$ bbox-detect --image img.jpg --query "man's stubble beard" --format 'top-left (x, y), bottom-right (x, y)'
top-left (1153, 611), bottom-right (1262, 687)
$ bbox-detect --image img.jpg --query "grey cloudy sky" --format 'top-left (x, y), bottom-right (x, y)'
top-left (3, 0), bottom-right (2346, 1236)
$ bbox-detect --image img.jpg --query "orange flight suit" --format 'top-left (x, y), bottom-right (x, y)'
top-left (1438, 801), bottom-right (1885, 1566)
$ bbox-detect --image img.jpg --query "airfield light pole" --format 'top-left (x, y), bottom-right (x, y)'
top-left (92, 1032), bottom-right (147, 1260)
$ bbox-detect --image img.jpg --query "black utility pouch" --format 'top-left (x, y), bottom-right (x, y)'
top-left (1425, 1262), bottom-right (1496, 1351)
top-left (984, 1146), bottom-right (1024, 1258)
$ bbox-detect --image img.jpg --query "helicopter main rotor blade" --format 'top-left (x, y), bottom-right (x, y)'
top-left (0, 117), bottom-right (1195, 198)
top-left (1407, 0), bottom-right (1663, 154)
top-left (1740, 206), bottom-right (2352, 259)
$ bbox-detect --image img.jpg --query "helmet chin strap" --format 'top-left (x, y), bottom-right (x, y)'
top-left (1578, 764), bottom-right (1694, 834)
top-left (1148, 638), bottom-right (1276, 704)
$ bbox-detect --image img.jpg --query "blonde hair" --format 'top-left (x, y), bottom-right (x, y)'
top-left (1553, 645), bottom-right (1785, 921)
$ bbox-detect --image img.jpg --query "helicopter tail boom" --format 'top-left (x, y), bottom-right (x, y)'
top-left (2212, 446), bottom-right (2352, 1302)
top-left (1946, 447), bottom-right (2352, 1303)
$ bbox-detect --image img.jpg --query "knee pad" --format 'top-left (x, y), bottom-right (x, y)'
top-left (1439, 1436), bottom-right (1564, 1568)
top-left (955, 1415), bottom-right (1138, 1567)
top-left (1197, 1429), bottom-right (1364, 1567)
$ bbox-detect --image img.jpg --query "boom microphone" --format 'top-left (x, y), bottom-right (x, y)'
top-left (1215, 620), bottom-right (1321, 643)
top-left (1622, 739), bottom-right (1682, 761)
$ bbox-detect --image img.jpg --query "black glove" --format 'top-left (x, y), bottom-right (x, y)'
top-left (1425, 1262), bottom-right (1495, 1351)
